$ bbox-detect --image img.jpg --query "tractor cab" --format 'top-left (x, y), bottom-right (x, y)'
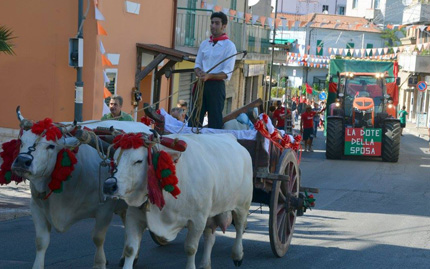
top-left (335, 72), bottom-right (390, 128)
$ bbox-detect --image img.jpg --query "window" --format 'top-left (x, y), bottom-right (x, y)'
top-left (316, 40), bottom-right (323, 56)
top-left (104, 68), bottom-right (118, 103)
top-left (366, 44), bottom-right (373, 56)
top-left (346, 43), bottom-right (354, 56)
top-left (374, 0), bottom-right (380, 9)
top-left (352, 0), bottom-right (358, 9)
top-left (322, 5), bottom-right (329, 12)
top-left (338, 6), bottom-right (345, 15)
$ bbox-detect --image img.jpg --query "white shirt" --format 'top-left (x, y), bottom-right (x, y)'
top-left (195, 38), bottom-right (237, 81)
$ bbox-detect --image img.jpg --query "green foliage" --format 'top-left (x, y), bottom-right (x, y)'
top-left (380, 29), bottom-right (401, 48)
top-left (271, 87), bottom-right (285, 98)
top-left (0, 25), bottom-right (16, 55)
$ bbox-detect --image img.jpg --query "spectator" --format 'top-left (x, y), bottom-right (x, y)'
top-left (268, 105), bottom-right (276, 123)
top-left (171, 107), bottom-right (185, 122)
top-left (398, 105), bottom-right (408, 136)
top-left (101, 95), bottom-right (134, 121)
top-left (273, 100), bottom-right (291, 130)
top-left (177, 100), bottom-right (189, 121)
top-left (312, 103), bottom-right (321, 137)
top-left (300, 105), bottom-right (324, 152)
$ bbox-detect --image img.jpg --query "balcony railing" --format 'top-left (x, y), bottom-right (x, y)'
top-left (175, 8), bottom-right (271, 54)
top-left (398, 53), bottom-right (430, 73)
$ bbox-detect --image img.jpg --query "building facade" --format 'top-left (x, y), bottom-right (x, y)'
top-left (0, 0), bottom-right (176, 132)
top-left (346, 0), bottom-right (405, 25)
top-left (276, 0), bottom-right (347, 15)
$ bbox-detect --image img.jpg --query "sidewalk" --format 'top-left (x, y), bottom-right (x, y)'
top-left (0, 182), bottom-right (31, 221)
top-left (403, 121), bottom-right (429, 141)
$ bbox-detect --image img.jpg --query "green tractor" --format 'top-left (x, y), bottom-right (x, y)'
top-left (325, 59), bottom-right (401, 162)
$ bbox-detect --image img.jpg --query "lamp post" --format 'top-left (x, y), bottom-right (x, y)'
top-left (74, 0), bottom-right (84, 122)
top-left (267, 0), bottom-right (279, 112)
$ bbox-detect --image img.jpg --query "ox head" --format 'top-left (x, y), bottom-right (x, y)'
top-left (103, 133), bottom-right (182, 208)
top-left (11, 109), bottom-right (76, 192)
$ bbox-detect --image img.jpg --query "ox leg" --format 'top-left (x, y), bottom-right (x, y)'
top-left (122, 207), bottom-right (146, 269)
top-left (199, 227), bottom-right (216, 269)
top-left (231, 209), bottom-right (247, 267)
top-left (31, 201), bottom-right (51, 269)
top-left (92, 211), bottom-right (114, 269)
top-left (185, 220), bottom-right (205, 269)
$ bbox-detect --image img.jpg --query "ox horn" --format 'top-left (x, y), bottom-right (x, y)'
top-left (16, 106), bottom-right (33, 130)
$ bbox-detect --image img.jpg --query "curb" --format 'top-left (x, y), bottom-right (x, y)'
top-left (0, 208), bottom-right (31, 222)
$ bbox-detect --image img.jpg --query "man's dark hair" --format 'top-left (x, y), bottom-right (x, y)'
top-left (211, 12), bottom-right (228, 25)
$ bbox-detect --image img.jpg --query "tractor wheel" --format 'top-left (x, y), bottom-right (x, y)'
top-left (382, 121), bottom-right (401, 162)
top-left (326, 118), bottom-right (344, 159)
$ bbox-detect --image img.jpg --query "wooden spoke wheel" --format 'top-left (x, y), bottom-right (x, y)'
top-left (149, 231), bottom-right (169, 246)
top-left (269, 149), bottom-right (300, 257)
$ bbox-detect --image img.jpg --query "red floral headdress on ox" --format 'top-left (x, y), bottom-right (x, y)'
top-left (113, 133), bottom-right (181, 210)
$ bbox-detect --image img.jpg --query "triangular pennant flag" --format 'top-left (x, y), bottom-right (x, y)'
top-left (103, 71), bottom-right (110, 83)
top-left (387, 24), bottom-right (394, 29)
top-left (339, 48), bottom-right (343, 55)
top-left (384, 47), bottom-right (389, 54)
top-left (419, 25), bottom-right (427, 32)
top-left (398, 25), bottom-right (404, 30)
top-left (355, 24), bottom-right (363, 30)
top-left (366, 49), bottom-right (371, 55)
top-left (417, 44), bottom-right (423, 51)
top-left (378, 48), bottom-right (383, 55)
top-left (349, 49), bottom-right (354, 55)
top-left (267, 17), bottom-right (273, 29)
top-left (288, 20), bottom-right (294, 30)
top-left (296, 43), bottom-right (300, 49)
top-left (97, 22), bottom-right (107, 36)
top-left (259, 16), bottom-right (266, 27)
top-left (307, 45), bottom-right (310, 52)
top-left (275, 18), bottom-right (282, 29)
top-left (317, 47), bottom-right (322, 53)
top-left (328, 48), bottom-right (332, 54)
top-left (103, 87), bottom-right (112, 99)
top-left (99, 40), bottom-right (106, 54)
top-left (355, 49), bottom-right (360, 56)
top-left (282, 19), bottom-right (287, 30)
top-left (102, 54), bottom-right (113, 67)
top-left (245, 13), bottom-right (252, 23)
top-left (237, 11), bottom-right (244, 20)
top-left (251, 15), bottom-right (259, 25)
top-left (229, 9), bottom-right (237, 17)
top-left (214, 5), bottom-right (222, 12)
top-left (95, 6), bottom-right (105, 21)
top-left (372, 48), bottom-right (377, 55)
top-left (361, 49), bottom-right (365, 56)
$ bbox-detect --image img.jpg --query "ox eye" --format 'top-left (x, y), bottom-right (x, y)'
top-left (134, 160), bottom-right (143, 165)
top-left (47, 145), bottom-right (55, 150)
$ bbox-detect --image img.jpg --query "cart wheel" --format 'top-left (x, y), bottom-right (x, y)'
top-left (269, 149), bottom-right (300, 257)
top-left (149, 231), bottom-right (169, 246)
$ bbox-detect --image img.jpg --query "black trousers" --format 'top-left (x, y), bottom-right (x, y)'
top-left (189, 80), bottom-right (225, 129)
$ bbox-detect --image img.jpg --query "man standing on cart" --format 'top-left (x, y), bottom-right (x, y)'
top-left (189, 12), bottom-right (237, 129)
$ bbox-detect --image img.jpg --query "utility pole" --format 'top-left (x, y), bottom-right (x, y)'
top-left (75, 0), bottom-right (84, 122)
top-left (268, 0), bottom-right (279, 111)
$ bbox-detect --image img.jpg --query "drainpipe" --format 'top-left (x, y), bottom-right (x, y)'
top-left (75, 0), bottom-right (84, 122)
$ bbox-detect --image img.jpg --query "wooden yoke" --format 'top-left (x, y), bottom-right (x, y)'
top-left (222, 98), bottom-right (263, 124)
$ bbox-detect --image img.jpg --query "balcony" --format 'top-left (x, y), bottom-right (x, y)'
top-left (402, 3), bottom-right (430, 25)
top-left (400, 37), bottom-right (417, 45)
top-left (175, 8), bottom-right (271, 55)
top-left (398, 53), bottom-right (430, 73)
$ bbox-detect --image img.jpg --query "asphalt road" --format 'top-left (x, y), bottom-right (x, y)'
top-left (0, 130), bottom-right (429, 268)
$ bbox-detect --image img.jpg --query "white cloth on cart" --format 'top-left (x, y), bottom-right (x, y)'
top-left (159, 108), bottom-right (294, 151)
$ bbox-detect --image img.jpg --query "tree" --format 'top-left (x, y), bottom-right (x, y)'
top-left (380, 29), bottom-right (402, 48)
top-left (0, 25), bottom-right (16, 55)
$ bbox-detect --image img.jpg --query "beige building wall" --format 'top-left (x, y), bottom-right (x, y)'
top-left (0, 0), bottom-right (175, 129)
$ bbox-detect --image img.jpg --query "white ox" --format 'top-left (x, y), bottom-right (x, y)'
top-left (11, 117), bottom-right (150, 269)
top-left (104, 133), bottom-right (253, 269)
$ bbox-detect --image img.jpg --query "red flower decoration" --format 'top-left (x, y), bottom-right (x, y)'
top-left (294, 135), bottom-right (302, 143)
top-left (140, 116), bottom-right (153, 126)
top-left (113, 133), bottom-right (145, 149)
top-left (262, 114), bottom-right (269, 123)
top-left (0, 139), bottom-right (23, 185)
top-left (31, 118), bottom-right (62, 141)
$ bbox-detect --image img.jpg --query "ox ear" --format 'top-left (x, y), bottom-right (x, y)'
top-left (161, 148), bottom-right (182, 163)
top-left (64, 137), bottom-right (80, 148)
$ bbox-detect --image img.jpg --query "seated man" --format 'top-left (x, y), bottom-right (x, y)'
top-left (101, 95), bottom-right (134, 121)
top-left (170, 107), bottom-right (185, 122)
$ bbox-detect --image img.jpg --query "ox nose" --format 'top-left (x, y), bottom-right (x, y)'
top-left (12, 155), bottom-right (33, 169)
top-left (103, 177), bottom-right (118, 195)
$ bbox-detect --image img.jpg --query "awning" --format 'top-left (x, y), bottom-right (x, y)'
top-left (274, 38), bottom-right (296, 45)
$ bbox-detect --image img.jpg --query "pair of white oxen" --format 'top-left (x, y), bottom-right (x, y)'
top-left (10, 115), bottom-right (253, 269)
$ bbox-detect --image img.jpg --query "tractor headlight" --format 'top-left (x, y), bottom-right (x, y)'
top-left (388, 104), bottom-right (393, 109)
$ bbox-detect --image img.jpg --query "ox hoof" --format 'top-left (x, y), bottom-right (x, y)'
top-left (233, 259), bottom-right (243, 267)
top-left (119, 257), bottom-right (138, 267)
